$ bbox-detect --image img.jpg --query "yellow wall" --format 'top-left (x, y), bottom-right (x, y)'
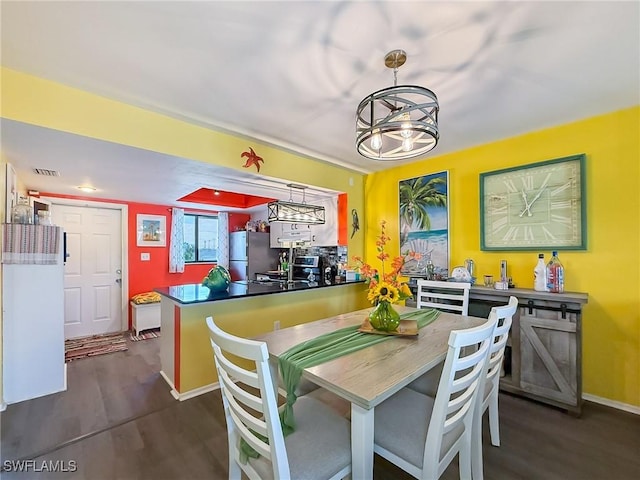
top-left (2, 67), bottom-right (638, 407)
top-left (0, 67), bottom-right (366, 260)
top-left (0, 68), bottom-right (367, 406)
top-left (176, 283), bottom-right (369, 392)
top-left (365, 106), bottom-right (640, 407)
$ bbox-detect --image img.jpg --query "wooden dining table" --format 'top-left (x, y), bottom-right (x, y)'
top-left (253, 305), bottom-right (486, 480)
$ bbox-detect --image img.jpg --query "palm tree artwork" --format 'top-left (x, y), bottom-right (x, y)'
top-left (399, 172), bottom-right (449, 277)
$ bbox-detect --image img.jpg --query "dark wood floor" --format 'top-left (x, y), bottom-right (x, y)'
top-left (1, 334), bottom-right (639, 479)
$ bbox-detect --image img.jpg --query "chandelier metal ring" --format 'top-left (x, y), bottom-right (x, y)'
top-left (356, 49), bottom-right (440, 161)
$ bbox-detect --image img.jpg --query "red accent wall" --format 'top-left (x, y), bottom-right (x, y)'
top-left (338, 193), bottom-right (348, 246)
top-left (41, 192), bottom-right (250, 328)
top-left (228, 213), bottom-right (251, 232)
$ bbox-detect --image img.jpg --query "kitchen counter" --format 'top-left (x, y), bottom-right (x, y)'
top-left (156, 278), bottom-right (369, 400)
top-left (156, 279), bottom-right (363, 304)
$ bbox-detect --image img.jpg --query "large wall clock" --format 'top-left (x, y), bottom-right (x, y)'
top-left (480, 154), bottom-right (586, 251)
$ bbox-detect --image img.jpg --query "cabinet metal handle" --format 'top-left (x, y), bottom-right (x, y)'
top-left (527, 299), bottom-right (577, 319)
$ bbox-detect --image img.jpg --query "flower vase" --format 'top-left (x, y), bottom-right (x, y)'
top-left (368, 301), bottom-right (401, 332)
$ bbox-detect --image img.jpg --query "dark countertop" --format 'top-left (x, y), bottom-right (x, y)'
top-left (156, 279), bottom-right (365, 305)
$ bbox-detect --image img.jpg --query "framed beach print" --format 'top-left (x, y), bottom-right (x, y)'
top-left (399, 171), bottom-right (450, 278)
top-left (137, 214), bottom-right (166, 247)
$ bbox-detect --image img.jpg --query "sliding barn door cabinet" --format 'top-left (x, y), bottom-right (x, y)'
top-left (468, 286), bottom-right (588, 415)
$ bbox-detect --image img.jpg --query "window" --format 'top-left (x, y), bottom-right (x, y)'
top-left (184, 214), bottom-right (218, 263)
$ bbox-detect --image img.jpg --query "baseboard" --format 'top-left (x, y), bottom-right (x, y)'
top-left (174, 383), bottom-right (219, 401)
top-left (159, 370), bottom-right (179, 399)
top-left (159, 370), bottom-right (219, 401)
top-left (583, 393), bottom-right (640, 415)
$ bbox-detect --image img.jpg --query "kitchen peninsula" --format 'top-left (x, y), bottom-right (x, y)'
top-left (156, 279), bottom-right (368, 400)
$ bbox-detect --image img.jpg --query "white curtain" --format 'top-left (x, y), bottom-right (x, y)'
top-left (217, 212), bottom-right (229, 269)
top-left (169, 208), bottom-right (185, 273)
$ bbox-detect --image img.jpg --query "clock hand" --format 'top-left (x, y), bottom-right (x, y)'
top-left (520, 173), bottom-right (553, 216)
top-left (519, 190), bottom-right (532, 217)
top-left (527, 186), bottom-right (547, 209)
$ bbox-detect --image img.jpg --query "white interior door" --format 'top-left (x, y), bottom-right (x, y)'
top-left (51, 204), bottom-right (123, 339)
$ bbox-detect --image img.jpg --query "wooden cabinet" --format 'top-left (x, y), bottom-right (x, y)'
top-left (269, 222), bottom-right (312, 247)
top-left (468, 286), bottom-right (588, 415)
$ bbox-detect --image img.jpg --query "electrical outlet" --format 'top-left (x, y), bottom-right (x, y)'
top-left (274, 320), bottom-right (280, 331)
top-left (141, 252), bottom-right (150, 261)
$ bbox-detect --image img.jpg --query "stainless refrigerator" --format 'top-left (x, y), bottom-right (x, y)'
top-left (229, 231), bottom-right (280, 281)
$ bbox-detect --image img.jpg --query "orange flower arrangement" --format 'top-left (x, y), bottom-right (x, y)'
top-left (351, 220), bottom-right (419, 305)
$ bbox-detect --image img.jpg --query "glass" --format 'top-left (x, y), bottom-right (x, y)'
top-left (11, 199), bottom-right (33, 224)
top-left (37, 210), bottom-right (52, 225)
top-left (197, 216), bottom-right (218, 262)
top-left (484, 275), bottom-right (494, 287)
top-left (183, 214), bottom-right (218, 262)
top-left (368, 301), bottom-right (401, 332)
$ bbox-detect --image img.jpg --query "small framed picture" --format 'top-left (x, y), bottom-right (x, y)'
top-left (137, 214), bottom-right (166, 247)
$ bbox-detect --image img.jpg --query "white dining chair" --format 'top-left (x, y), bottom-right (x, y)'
top-left (205, 316), bottom-right (351, 480)
top-left (407, 279), bottom-right (473, 396)
top-left (416, 279), bottom-right (471, 315)
top-left (471, 296), bottom-right (518, 479)
top-left (373, 314), bottom-right (498, 480)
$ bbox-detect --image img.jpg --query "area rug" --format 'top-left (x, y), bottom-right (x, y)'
top-left (65, 332), bottom-right (128, 362)
top-left (129, 328), bottom-right (161, 342)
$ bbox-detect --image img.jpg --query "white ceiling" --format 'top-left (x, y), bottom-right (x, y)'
top-left (1, 1), bottom-right (639, 208)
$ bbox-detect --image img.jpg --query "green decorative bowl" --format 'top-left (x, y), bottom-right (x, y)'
top-left (202, 266), bottom-right (231, 292)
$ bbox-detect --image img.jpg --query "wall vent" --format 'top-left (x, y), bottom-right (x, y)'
top-left (33, 168), bottom-right (60, 176)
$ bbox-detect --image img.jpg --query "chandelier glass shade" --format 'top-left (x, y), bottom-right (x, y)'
top-left (356, 50), bottom-right (439, 161)
top-left (267, 201), bottom-right (325, 224)
top-left (267, 184), bottom-right (325, 225)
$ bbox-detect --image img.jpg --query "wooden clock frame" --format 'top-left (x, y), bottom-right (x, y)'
top-left (480, 154), bottom-right (587, 251)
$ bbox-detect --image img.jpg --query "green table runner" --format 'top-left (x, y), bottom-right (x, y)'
top-left (279, 308), bottom-right (440, 434)
top-left (240, 308), bottom-right (440, 461)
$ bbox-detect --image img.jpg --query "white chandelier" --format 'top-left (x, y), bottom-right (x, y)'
top-left (356, 49), bottom-right (439, 161)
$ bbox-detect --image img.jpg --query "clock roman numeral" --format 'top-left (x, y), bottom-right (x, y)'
top-left (502, 226), bottom-right (518, 242)
top-left (550, 199), bottom-right (572, 210)
top-left (551, 214), bottom-right (572, 225)
top-left (539, 172), bottom-right (553, 191)
top-left (550, 181), bottom-right (572, 197)
top-left (542, 226), bottom-right (556, 240)
top-left (492, 216), bottom-right (508, 233)
top-left (491, 205), bottom-right (508, 216)
top-left (503, 179), bottom-right (518, 193)
top-left (521, 175), bottom-right (533, 191)
top-left (524, 226), bottom-right (534, 242)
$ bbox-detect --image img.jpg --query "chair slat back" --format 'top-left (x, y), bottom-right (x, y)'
top-left (486, 296), bottom-right (518, 393)
top-left (422, 314), bottom-right (498, 478)
top-left (416, 280), bottom-right (471, 315)
top-left (206, 316), bottom-right (290, 479)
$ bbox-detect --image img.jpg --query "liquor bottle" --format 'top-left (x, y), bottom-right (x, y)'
top-left (546, 251), bottom-right (564, 293)
top-left (534, 253), bottom-right (548, 292)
